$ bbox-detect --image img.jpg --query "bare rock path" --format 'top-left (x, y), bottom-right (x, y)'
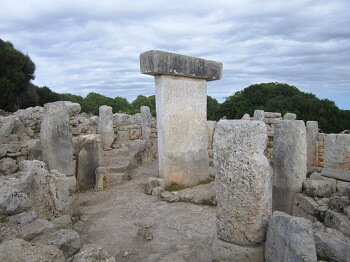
top-left (73, 160), bottom-right (217, 262)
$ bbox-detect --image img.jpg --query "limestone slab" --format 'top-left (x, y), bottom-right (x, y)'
top-left (306, 121), bottom-right (318, 167)
top-left (141, 106), bottom-right (151, 140)
top-left (98, 105), bottom-right (114, 149)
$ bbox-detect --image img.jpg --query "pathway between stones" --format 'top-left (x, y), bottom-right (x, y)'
top-left (73, 160), bottom-right (217, 262)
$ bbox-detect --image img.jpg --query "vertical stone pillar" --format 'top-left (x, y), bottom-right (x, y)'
top-left (253, 110), bottom-right (264, 121)
top-left (97, 105), bottom-right (114, 149)
top-left (212, 120), bottom-right (272, 262)
top-left (140, 50), bottom-right (222, 187)
top-left (306, 121), bottom-right (318, 167)
top-left (40, 102), bottom-right (74, 176)
top-left (140, 106), bottom-right (151, 140)
top-left (273, 120), bottom-right (307, 214)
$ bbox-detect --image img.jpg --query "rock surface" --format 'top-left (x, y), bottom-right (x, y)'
top-left (140, 106), bottom-right (151, 140)
top-left (303, 178), bottom-right (335, 198)
top-left (68, 244), bottom-right (115, 262)
top-left (98, 105), bottom-right (114, 149)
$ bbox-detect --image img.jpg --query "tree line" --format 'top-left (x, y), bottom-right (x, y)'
top-left (1, 38), bottom-right (349, 133)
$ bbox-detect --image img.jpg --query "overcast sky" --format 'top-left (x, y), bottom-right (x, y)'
top-left (1, 0), bottom-right (349, 109)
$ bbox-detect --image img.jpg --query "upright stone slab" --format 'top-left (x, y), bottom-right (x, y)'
top-left (140, 106), bottom-right (151, 140)
top-left (140, 50), bottom-right (222, 187)
top-left (322, 134), bottom-right (350, 181)
top-left (77, 135), bottom-right (102, 189)
top-left (253, 110), bottom-right (264, 121)
top-left (97, 105), bottom-right (114, 149)
top-left (273, 120), bottom-right (307, 214)
top-left (40, 102), bottom-right (74, 176)
top-left (212, 120), bottom-right (272, 261)
top-left (306, 121), bottom-right (318, 167)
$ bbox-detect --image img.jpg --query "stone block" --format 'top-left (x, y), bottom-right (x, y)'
top-left (214, 120), bottom-right (272, 245)
top-left (264, 112), bottom-right (281, 118)
top-left (283, 112), bottom-right (297, 120)
top-left (265, 211), bottom-right (317, 262)
top-left (141, 106), bottom-right (151, 139)
top-left (116, 130), bottom-right (130, 141)
top-left (130, 128), bottom-right (141, 140)
top-left (207, 120), bottom-right (216, 149)
top-left (253, 110), bottom-right (264, 121)
top-left (0, 222), bottom-right (20, 243)
top-left (306, 121), bottom-right (318, 167)
top-left (21, 218), bottom-right (54, 241)
top-left (104, 173), bottom-right (124, 187)
top-left (144, 177), bottom-right (165, 195)
top-left (98, 105), bottom-right (114, 149)
top-left (273, 120), bottom-right (307, 214)
top-left (4, 210), bottom-right (37, 226)
top-left (94, 166), bottom-right (106, 191)
top-left (324, 209), bottom-right (350, 238)
top-left (68, 244), bottom-right (116, 262)
top-left (293, 193), bottom-right (319, 216)
top-left (140, 50), bottom-right (222, 81)
top-left (0, 186), bottom-right (32, 215)
top-left (329, 195), bottom-right (349, 211)
top-left (0, 157), bottom-right (18, 175)
top-left (52, 214), bottom-right (73, 230)
top-left (303, 178), bottom-right (335, 197)
top-left (241, 113), bottom-right (250, 120)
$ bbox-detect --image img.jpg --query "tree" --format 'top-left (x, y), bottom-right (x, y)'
top-left (207, 96), bottom-right (220, 120)
top-left (0, 39), bottom-right (35, 111)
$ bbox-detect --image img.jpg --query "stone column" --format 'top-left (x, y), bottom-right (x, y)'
top-left (40, 102), bottom-right (74, 176)
top-left (140, 50), bottom-right (222, 187)
top-left (273, 120), bottom-right (307, 214)
top-left (140, 106), bottom-right (151, 140)
top-left (306, 121), bottom-right (318, 167)
top-left (97, 105), bottom-right (114, 149)
top-left (212, 120), bottom-right (272, 262)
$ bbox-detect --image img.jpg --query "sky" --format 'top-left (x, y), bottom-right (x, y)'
top-left (1, 0), bottom-right (349, 109)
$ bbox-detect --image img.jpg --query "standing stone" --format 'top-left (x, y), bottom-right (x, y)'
top-left (306, 121), bottom-right (318, 167)
top-left (141, 106), bottom-right (151, 140)
top-left (283, 112), bottom-right (297, 120)
top-left (253, 110), bottom-right (264, 121)
top-left (273, 120), bottom-right (307, 214)
top-left (77, 135), bottom-right (102, 189)
top-left (322, 134), bottom-right (350, 181)
top-left (97, 106), bottom-right (114, 149)
top-left (212, 120), bottom-right (272, 261)
top-left (140, 50), bottom-right (222, 187)
top-left (40, 102), bottom-right (74, 176)
top-left (207, 121), bottom-right (216, 149)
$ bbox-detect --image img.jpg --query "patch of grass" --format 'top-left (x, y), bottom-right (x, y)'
top-left (199, 177), bottom-right (213, 185)
top-left (165, 183), bottom-right (187, 192)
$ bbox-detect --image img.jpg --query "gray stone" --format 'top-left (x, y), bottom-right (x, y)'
top-left (68, 244), bottom-right (116, 262)
top-left (24, 139), bottom-right (42, 160)
top-left (0, 222), bottom-right (20, 243)
top-left (303, 178), bottom-right (335, 198)
top-left (265, 211), bottom-right (317, 262)
top-left (152, 186), bottom-right (165, 196)
top-left (94, 166), bottom-right (106, 191)
top-left (140, 50), bottom-right (222, 81)
top-left (293, 193), bottom-right (319, 216)
top-left (283, 112), bottom-right (297, 120)
top-left (313, 222), bottom-right (350, 262)
top-left (0, 238), bottom-right (65, 262)
top-left (264, 112), bottom-right (281, 118)
top-left (273, 120), bottom-right (307, 214)
top-left (40, 102), bottom-right (74, 176)
top-left (344, 205), bottom-right (350, 218)
top-left (324, 209), bottom-right (350, 238)
top-left (309, 172), bottom-right (337, 192)
top-left (32, 229), bottom-right (81, 258)
top-left (329, 195), bottom-right (349, 210)
top-left (0, 186), bottom-right (32, 215)
top-left (1, 171), bottom-right (34, 194)
top-left (337, 181), bottom-right (350, 194)
top-left (21, 218), bottom-right (54, 241)
top-left (52, 214), bottom-right (73, 229)
top-left (155, 75), bottom-right (210, 187)
top-left (214, 120), bottom-right (272, 245)
top-left (98, 105), bottom-right (114, 149)
top-left (0, 116), bottom-right (15, 138)
top-left (129, 128), bottom-right (141, 140)
top-left (77, 134), bottom-right (102, 189)
top-left (0, 147), bottom-right (6, 158)
top-left (13, 106), bottom-right (43, 127)
top-left (144, 177), bottom-right (165, 195)
top-left (104, 173), bottom-right (124, 187)
top-left (207, 120), bottom-right (216, 149)
top-left (212, 238), bottom-right (264, 262)
top-left (63, 101), bottom-right (81, 117)
top-left (306, 121), bottom-right (318, 167)
top-left (241, 113), bottom-right (250, 120)
top-left (4, 210), bottom-right (37, 226)
top-left (322, 134), bottom-right (350, 181)
top-left (0, 157), bottom-right (18, 175)
top-left (253, 110), bottom-right (264, 121)
top-left (116, 130), bottom-right (130, 141)
top-left (141, 106), bottom-right (151, 140)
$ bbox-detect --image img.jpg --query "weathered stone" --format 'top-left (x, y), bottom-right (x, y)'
top-left (140, 50), bottom-right (222, 81)
top-left (303, 178), bottom-right (335, 198)
top-left (263, 117), bottom-right (281, 124)
top-left (329, 195), bottom-right (349, 211)
top-left (264, 112), bottom-right (281, 118)
top-left (313, 222), bottom-right (350, 262)
top-left (324, 209), bottom-right (350, 238)
top-left (241, 113), bottom-right (250, 120)
top-left (0, 147), bottom-right (6, 158)
top-left (98, 105), bottom-right (114, 149)
top-left (155, 75), bottom-right (209, 187)
top-left (0, 157), bottom-right (18, 175)
top-left (52, 214), bottom-right (73, 230)
top-left (322, 134), bottom-right (350, 181)
top-left (306, 121), bottom-right (318, 167)
top-left (68, 244), bottom-right (116, 262)
top-left (40, 102), bottom-right (74, 176)
top-left (32, 229), bottom-right (81, 258)
top-left (77, 134), bottom-right (102, 189)
top-left (253, 110), bottom-right (264, 121)
top-left (141, 106), bottom-right (151, 140)
top-left (4, 210), bottom-right (37, 226)
top-left (0, 238), bottom-right (65, 262)
top-left (344, 205), bottom-right (350, 218)
top-left (0, 116), bottom-right (15, 138)
top-left (152, 186), bottom-right (165, 196)
top-left (13, 106), bottom-right (43, 127)
top-left (0, 186), bottom-right (32, 215)
top-left (309, 172), bottom-right (337, 192)
top-left (21, 218), bottom-right (54, 241)
top-left (207, 121), bottom-right (216, 149)
top-left (130, 128), bottom-right (141, 140)
top-left (283, 112), bottom-right (297, 120)
top-left (337, 181), bottom-right (350, 194)
top-left (95, 166), bottom-right (106, 191)
top-left (63, 101), bottom-right (81, 117)
top-left (104, 173), bottom-right (124, 187)
top-left (1, 171), bottom-right (34, 194)
top-left (265, 211), bottom-right (317, 262)
top-left (214, 120), bottom-right (272, 245)
top-left (273, 120), bottom-right (307, 214)
top-left (293, 193), bottom-right (319, 217)
top-left (0, 222), bottom-right (20, 243)
top-left (24, 139), bottom-right (42, 160)
top-left (116, 130), bottom-right (130, 141)
top-left (144, 177), bottom-right (165, 195)
top-left (212, 238), bottom-right (264, 262)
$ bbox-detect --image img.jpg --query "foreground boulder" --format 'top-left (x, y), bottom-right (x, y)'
top-left (0, 186), bottom-right (32, 215)
top-left (67, 244), bottom-right (116, 262)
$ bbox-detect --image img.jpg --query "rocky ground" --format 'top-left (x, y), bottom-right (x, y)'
top-left (73, 160), bottom-right (217, 262)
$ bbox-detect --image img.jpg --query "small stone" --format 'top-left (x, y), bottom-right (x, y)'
top-left (21, 218), bottom-right (54, 241)
top-left (63, 101), bottom-right (81, 117)
top-left (283, 112), bottom-right (297, 120)
top-left (95, 167), bottom-right (106, 191)
top-left (303, 179), bottom-right (335, 198)
top-left (329, 195), bottom-right (349, 211)
top-left (52, 214), bottom-right (73, 230)
top-left (144, 177), bottom-right (164, 195)
top-left (68, 244), bottom-right (116, 262)
top-left (0, 186), bottom-right (32, 215)
top-left (324, 209), bottom-right (350, 238)
top-left (241, 113), bottom-right (250, 120)
top-left (344, 205), bottom-right (350, 218)
top-left (0, 222), bottom-right (20, 243)
top-left (337, 181), bottom-right (350, 194)
top-left (152, 186), bottom-right (165, 196)
top-left (0, 157), bottom-right (18, 175)
top-left (4, 210), bottom-right (37, 226)
top-left (292, 193), bottom-right (319, 218)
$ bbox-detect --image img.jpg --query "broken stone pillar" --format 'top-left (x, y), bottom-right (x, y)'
top-left (97, 105), bottom-right (114, 149)
top-left (273, 120), bottom-right (307, 214)
top-left (77, 135), bottom-right (102, 189)
top-left (322, 134), bottom-right (350, 181)
top-left (140, 50), bottom-right (222, 187)
top-left (40, 102), bottom-right (74, 176)
top-left (212, 120), bottom-right (272, 262)
top-left (253, 110), bottom-right (264, 121)
top-left (306, 121), bottom-right (318, 167)
top-left (140, 106), bottom-right (151, 140)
